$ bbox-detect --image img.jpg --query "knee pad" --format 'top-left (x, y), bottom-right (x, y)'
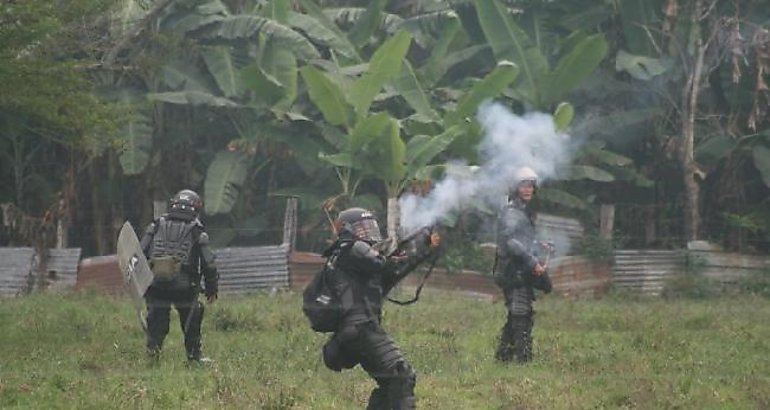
top-left (323, 334), bottom-right (358, 372)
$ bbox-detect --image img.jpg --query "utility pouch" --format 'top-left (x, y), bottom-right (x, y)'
top-left (151, 256), bottom-right (182, 280)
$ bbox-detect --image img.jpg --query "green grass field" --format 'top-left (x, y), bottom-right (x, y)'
top-left (1, 289), bottom-right (768, 409)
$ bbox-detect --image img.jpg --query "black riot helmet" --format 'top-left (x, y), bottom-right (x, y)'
top-left (168, 189), bottom-right (203, 220)
top-left (334, 207), bottom-right (383, 243)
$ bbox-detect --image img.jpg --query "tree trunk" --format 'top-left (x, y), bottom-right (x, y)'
top-left (599, 204), bottom-right (615, 241)
top-left (386, 196), bottom-right (400, 240)
top-left (681, 0), bottom-right (706, 242)
top-left (90, 162), bottom-right (106, 256)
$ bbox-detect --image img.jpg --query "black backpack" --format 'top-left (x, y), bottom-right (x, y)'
top-left (302, 258), bottom-right (352, 333)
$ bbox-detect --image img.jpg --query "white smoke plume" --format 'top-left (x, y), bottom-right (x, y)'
top-left (399, 101), bottom-right (574, 234)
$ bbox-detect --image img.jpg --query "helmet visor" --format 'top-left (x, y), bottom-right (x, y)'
top-left (351, 219), bottom-right (382, 243)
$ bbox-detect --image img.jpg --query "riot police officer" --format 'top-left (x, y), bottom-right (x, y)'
top-left (494, 167), bottom-right (552, 363)
top-left (320, 207), bottom-right (440, 409)
top-left (140, 189), bottom-right (218, 362)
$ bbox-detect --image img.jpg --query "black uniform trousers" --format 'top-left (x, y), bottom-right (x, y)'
top-left (496, 286), bottom-right (535, 363)
top-left (323, 320), bottom-right (416, 410)
top-left (145, 287), bottom-right (204, 360)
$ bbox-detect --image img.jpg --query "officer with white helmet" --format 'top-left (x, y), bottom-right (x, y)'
top-left (494, 166), bottom-right (552, 363)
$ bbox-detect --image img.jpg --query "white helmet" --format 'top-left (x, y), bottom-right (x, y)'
top-left (514, 166), bottom-right (538, 186)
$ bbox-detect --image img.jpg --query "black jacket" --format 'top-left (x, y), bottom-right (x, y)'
top-left (495, 197), bottom-right (552, 293)
top-left (327, 231), bottom-right (434, 326)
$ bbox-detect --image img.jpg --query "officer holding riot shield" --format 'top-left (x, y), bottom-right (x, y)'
top-left (494, 167), bottom-right (552, 363)
top-left (140, 189), bottom-right (218, 362)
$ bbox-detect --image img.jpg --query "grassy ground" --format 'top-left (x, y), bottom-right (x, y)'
top-left (0, 289), bottom-right (768, 409)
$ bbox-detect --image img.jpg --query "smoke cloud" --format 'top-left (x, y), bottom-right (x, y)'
top-left (399, 101), bottom-right (574, 234)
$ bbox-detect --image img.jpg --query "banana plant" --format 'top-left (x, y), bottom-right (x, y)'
top-left (300, 31), bottom-right (413, 214)
top-left (468, 0), bottom-right (646, 214)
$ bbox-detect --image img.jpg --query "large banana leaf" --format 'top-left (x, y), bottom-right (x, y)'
top-left (474, 0), bottom-right (548, 103)
top-left (558, 2), bottom-right (613, 32)
top-left (349, 112), bottom-right (392, 156)
top-left (405, 125), bottom-right (464, 178)
top-left (562, 164), bottom-right (615, 182)
top-left (392, 60), bottom-right (440, 123)
top-left (194, 0), bottom-right (228, 16)
top-left (615, 50), bottom-right (671, 80)
top-left (695, 134), bottom-right (736, 168)
top-left (618, 0), bottom-right (664, 56)
top-left (198, 15), bottom-right (320, 61)
top-left (582, 141), bottom-right (633, 167)
top-left (287, 11), bottom-right (359, 61)
top-left (300, 66), bottom-right (352, 128)
top-left (541, 33), bottom-right (608, 105)
top-left (444, 60), bottom-right (520, 127)
top-left (264, 0), bottom-right (290, 23)
top-left (148, 91), bottom-right (238, 107)
top-left (204, 150), bottom-right (251, 215)
top-left (390, 10), bottom-right (459, 49)
top-left (537, 187), bottom-right (587, 210)
top-left (260, 38), bottom-right (298, 111)
top-left (318, 152), bottom-right (354, 168)
top-left (578, 108), bottom-right (661, 138)
top-left (241, 63), bottom-right (285, 107)
top-left (164, 0), bottom-right (225, 34)
top-left (344, 0), bottom-right (387, 48)
top-left (162, 60), bottom-right (216, 92)
top-left (553, 102), bottom-right (575, 131)
top-left (351, 113), bottom-right (405, 184)
top-left (202, 47), bottom-right (242, 98)
top-left (420, 44), bottom-right (488, 87)
top-left (417, 16), bottom-right (462, 86)
top-left (118, 110), bottom-right (153, 175)
top-left (349, 30), bottom-right (412, 121)
top-left (297, 0), bottom-right (361, 62)
top-left (324, 7), bottom-right (403, 35)
top-left (250, 121), bottom-right (326, 173)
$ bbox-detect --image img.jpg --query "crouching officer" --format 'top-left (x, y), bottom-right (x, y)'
top-left (140, 189), bottom-right (218, 362)
top-left (321, 207), bottom-right (440, 409)
top-left (494, 167), bottom-right (552, 363)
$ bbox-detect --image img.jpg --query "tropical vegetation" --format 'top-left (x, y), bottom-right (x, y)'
top-left (1, 0), bottom-right (769, 257)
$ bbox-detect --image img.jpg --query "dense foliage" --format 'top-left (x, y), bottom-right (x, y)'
top-left (1, 0), bottom-right (769, 257)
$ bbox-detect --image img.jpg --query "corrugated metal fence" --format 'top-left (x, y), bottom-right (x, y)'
top-left (0, 248), bottom-right (34, 296)
top-left (611, 249), bottom-right (769, 295)
top-left (688, 249), bottom-right (770, 288)
top-left (537, 214), bottom-right (585, 251)
top-left (612, 250), bottom-right (685, 296)
top-left (0, 247), bottom-right (82, 296)
top-left (215, 245), bottom-right (289, 295)
top-left (75, 246), bottom-right (292, 296)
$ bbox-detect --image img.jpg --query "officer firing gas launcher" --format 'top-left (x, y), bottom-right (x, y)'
top-left (380, 225), bottom-right (442, 304)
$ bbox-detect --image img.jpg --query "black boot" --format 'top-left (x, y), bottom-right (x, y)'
top-left (495, 320), bottom-right (515, 362)
top-left (366, 388), bottom-right (389, 410)
top-left (511, 315), bottom-right (534, 363)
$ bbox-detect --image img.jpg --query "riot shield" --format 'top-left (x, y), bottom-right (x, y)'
top-left (117, 221), bottom-right (154, 332)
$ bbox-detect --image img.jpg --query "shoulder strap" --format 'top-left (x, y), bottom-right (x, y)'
top-left (386, 251), bottom-right (440, 306)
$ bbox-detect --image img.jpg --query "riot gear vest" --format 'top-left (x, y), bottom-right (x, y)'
top-left (147, 216), bottom-right (202, 289)
top-left (332, 240), bottom-right (392, 326)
